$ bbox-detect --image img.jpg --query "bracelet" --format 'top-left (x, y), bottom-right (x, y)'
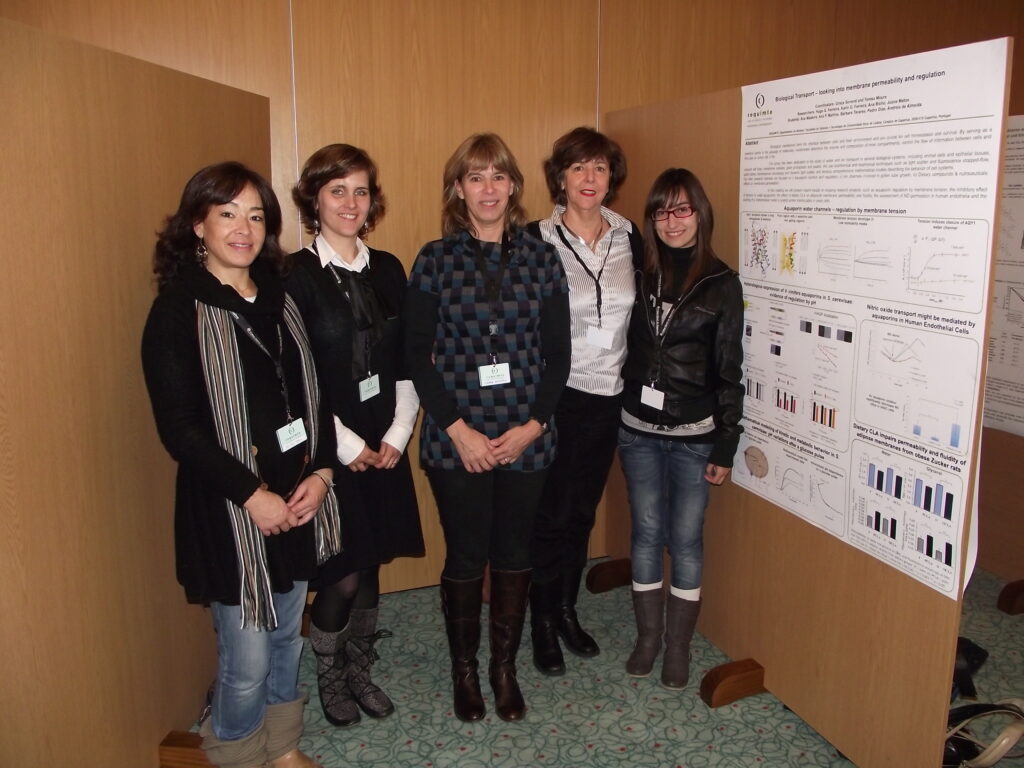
top-left (311, 470), bottom-right (334, 490)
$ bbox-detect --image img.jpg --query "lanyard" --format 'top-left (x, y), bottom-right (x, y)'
top-left (310, 240), bottom-right (375, 378)
top-left (653, 270), bottom-right (687, 339)
top-left (229, 312), bottom-right (295, 421)
top-left (556, 224), bottom-right (612, 327)
top-left (325, 264), bottom-right (374, 377)
top-left (469, 234), bottom-right (512, 364)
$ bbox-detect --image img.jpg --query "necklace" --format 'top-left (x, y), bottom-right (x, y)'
top-left (563, 216), bottom-right (607, 252)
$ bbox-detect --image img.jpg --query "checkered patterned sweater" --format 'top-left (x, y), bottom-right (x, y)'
top-left (404, 227), bottom-right (571, 470)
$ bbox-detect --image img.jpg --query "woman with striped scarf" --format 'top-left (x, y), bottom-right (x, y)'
top-left (142, 162), bottom-right (341, 768)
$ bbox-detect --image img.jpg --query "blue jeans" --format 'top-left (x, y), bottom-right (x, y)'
top-left (209, 582), bottom-right (307, 740)
top-left (617, 429), bottom-right (712, 590)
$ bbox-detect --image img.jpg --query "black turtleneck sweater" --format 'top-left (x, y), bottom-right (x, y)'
top-left (658, 241), bottom-right (696, 302)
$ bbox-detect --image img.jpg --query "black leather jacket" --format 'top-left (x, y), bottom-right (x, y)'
top-left (621, 257), bottom-right (745, 467)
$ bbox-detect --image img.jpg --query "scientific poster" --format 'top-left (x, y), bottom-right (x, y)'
top-left (983, 115), bottom-right (1024, 436)
top-left (734, 39), bottom-right (1008, 598)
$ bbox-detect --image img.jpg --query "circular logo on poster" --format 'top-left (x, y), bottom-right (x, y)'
top-left (755, 93), bottom-right (765, 110)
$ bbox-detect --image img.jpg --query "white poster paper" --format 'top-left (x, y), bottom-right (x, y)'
top-left (734, 39), bottom-right (1008, 599)
top-left (983, 115), bottom-right (1024, 436)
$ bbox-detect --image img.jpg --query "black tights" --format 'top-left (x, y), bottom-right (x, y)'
top-left (310, 566), bottom-right (380, 632)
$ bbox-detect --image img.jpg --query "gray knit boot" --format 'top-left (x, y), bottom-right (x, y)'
top-left (309, 621), bottom-right (359, 727)
top-left (661, 595), bottom-right (701, 690)
top-left (345, 607), bottom-right (395, 718)
top-left (625, 588), bottom-right (664, 677)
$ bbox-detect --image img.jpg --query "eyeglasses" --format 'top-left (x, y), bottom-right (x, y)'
top-left (651, 205), bottom-right (695, 221)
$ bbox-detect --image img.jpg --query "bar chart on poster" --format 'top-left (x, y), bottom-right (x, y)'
top-left (984, 115), bottom-right (1024, 437)
top-left (733, 39), bottom-right (1008, 598)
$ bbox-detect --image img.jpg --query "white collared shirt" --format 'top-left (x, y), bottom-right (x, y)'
top-left (538, 206), bottom-right (636, 396)
top-left (312, 232), bottom-right (371, 272)
top-left (308, 234), bottom-right (420, 464)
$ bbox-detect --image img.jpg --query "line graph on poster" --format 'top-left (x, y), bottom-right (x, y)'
top-left (741, 212), bottom-right (990, 312)
top-left (905, 234), bottom-right (976, 302)
top-left (733, 430), bottom-right (847, 538)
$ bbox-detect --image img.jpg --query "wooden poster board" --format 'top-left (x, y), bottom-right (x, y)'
top-left (603, 82), bottom-right (997, 767)
top-left (0, 19), bottom-right (271, 767)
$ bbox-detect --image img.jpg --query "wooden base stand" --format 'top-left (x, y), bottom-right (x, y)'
top-left (585, 557), bottom-right (633, 593)
top-left (997, 580), bottom-right (1024, 615)
top-left (159, 731), bottom-right (212, 768)
top-left (699, 659), bottom-right (767, 708)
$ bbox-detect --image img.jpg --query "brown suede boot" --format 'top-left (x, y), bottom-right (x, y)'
top-left (199, 716), bottom-right (268, 768)
top-left (489, 569), bottom-right (531, 721)
top-left (258, 696), bottom-right (317, 768)
top-left (264, 697), bottom-right (321, 768)
top-left (661, 595), bottom-right (700, 690)
top-left (441, 576), bottom-right (485, 722)
top-left (626, 588), bottom-right (664, 677)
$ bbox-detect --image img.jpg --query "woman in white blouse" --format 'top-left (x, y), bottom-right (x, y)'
top-left (286, 144), bottom-right (424, 728)
top-left (527, 127), bottom-right (642, 675)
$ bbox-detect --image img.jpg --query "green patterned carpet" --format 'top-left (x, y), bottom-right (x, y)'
top-left (295, 566), bottom-right (1021, 767)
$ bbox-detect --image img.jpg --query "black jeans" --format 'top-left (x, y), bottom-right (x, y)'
top-left (530, 387), bottom-right (623, 582)
top-left (427, 466), bottom-right (549, 580)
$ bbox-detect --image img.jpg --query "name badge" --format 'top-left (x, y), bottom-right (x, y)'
top-left (478, 362), bottom-right (512, 387)
top-left (641, 385), bottom-right (665, 411)
top-left (585, 324), bottom-right (615, 350)
top-left (276, 418), bottom-right (308, 452)
top-left (359, 373), bottom-right (381, 402)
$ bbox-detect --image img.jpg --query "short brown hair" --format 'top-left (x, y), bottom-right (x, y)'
top-left (292, 144), bottom-right (386, 236)
top-left (543, 127), bottom-right (627, 206)
top-left (441, 133), bottom-right (526, 237)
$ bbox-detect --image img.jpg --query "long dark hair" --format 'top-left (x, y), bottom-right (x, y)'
top-left (154, 162), bottom-right (285, 289)
top-left (642, 168), bottom-right (716, 293)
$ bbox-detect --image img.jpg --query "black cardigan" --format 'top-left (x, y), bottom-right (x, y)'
top-left (141, 261), bottom-right (336, 605)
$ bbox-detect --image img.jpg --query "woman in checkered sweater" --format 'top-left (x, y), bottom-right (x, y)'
top-left (404, 133), bottom-right (571, 724)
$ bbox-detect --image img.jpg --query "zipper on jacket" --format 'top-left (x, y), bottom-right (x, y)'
top-left (644, 266), bottom-right (731, 393)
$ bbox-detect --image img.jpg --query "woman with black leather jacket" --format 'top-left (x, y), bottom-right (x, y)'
top-left (617, 168), bottom-right (744, 691)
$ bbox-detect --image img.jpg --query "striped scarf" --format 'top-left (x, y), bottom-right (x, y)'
top-left (196, 294), bottom-right (341, 630)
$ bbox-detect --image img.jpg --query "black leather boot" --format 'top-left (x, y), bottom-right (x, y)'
top-left (529, 579), bottom-right (565, 676)
top-left (558, 566), bottom-right (599, 657)
top-left (489, 569), bottom-right (531, 721)
top-left (441, 576), bottom-right (485, 722)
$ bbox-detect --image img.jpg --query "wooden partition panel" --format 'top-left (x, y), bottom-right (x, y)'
top-left (291, 0), bottom-right (600, 591)
top-left (605, 88), bottom-right (968, 767)
top-left (0, 19), bottom-right (271, 767)
top-left (597, 0), bottom-right (838, 114)
top-left (0, 0), bottom-right (299, 244)
top-left (977, 427), bottom-right (1024, 579)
